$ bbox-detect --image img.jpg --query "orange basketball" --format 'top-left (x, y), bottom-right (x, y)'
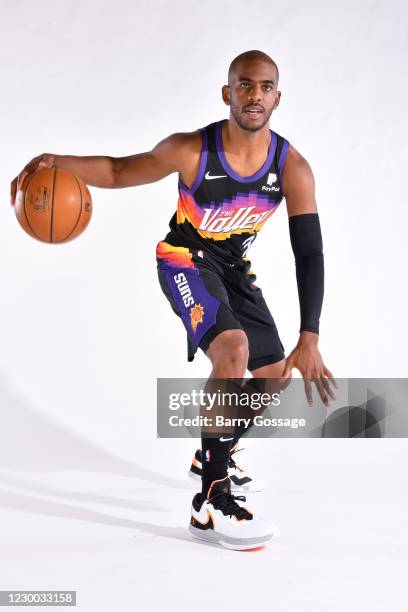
top-left (14, 167), bottom-right (92, 243)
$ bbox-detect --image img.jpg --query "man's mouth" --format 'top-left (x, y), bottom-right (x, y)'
top-left (244, 106), bottom-right (264, 117)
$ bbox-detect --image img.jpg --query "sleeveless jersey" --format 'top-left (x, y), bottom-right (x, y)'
top-left (162, 119), bottom-right (290, 263)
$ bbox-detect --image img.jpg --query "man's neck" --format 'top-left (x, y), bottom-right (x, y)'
top-left (223, 117), bottom-right (271, 155)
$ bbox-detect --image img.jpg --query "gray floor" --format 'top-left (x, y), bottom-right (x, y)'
top-left (0, 431), bottom-right (406, 611)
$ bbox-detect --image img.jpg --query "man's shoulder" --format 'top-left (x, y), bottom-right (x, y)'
top-left (155, 126), bottom-right (211, 181)
top-left (163, 129), bottom-right (202, 155)
top-left (285, 143), bottom-right (312, 173)
top-left (283, 144), bottom-right (315, 199)
top-left (163, 120), bottom-right (220, 158)
top-left (168, 120), bottom-right (219, 145)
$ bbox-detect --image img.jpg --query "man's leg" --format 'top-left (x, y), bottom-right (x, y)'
top-left (200, 329), bottom-right (249, 497)
top-left (229, 358), bottom-right (289, 446)
top-left (251, 359), bottom-right (287, 379)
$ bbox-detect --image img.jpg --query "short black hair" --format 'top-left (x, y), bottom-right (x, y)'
top-left (228, 50), bottom-right (279, 85)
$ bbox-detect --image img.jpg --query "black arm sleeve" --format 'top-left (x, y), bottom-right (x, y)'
top-left (289, 213), bottom-right (324, 334)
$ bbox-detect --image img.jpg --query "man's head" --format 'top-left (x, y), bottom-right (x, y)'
top-left (223, 50), bottom-right (281, 131)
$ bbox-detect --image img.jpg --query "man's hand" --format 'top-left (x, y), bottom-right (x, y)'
top-left (10, 153), bottom-right (56, 207)
top-left (282, 331), bottom-right (337, 406)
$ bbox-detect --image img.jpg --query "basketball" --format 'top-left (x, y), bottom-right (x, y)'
top-left (14, 167), bottom-right (92, 243)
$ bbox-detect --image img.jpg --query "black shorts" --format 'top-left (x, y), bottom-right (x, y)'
top-left (156, 241), bottom-right (285, 371)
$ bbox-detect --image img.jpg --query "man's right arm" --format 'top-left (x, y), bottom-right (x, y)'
top-left (10, 132), bottom-right (199, 206)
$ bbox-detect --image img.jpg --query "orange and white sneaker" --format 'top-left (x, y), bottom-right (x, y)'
top-left (188, 448), bottom-right (266, 493)
top-left (188, 477), bottom-right (279, 551)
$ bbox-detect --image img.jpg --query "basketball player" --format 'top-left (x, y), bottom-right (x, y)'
top-left (10, 50), bottom-right (336, 550)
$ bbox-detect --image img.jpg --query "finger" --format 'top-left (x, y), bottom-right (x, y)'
top-left (323, 366), bottom-right (338, 389)
top-left (42, 154), bottom-right (55, 168)
top-left (16, 155), bottom-right (43, 190)
top-left (17, 168), bottom-right (35, 191)
top-left (314, 378), bottom-right (329, 407)
top-left (304, 378), bottom-right (313, 406)
top-left (281, 360), bottom-right (293, 379)
top-left (10, 177), bottom-right (17, 206)
top-left (17, 170), bottom-right (29, 191)
top-left (321, 375), bottom-right (336, 401)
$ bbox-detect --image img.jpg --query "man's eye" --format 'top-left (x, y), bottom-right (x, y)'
top-left (263, 85), bottom-right (272, 92)
top-left (240, 83), bottom-right (250, 88)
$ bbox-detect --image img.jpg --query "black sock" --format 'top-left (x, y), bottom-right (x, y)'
top-left (201, 435), bottom-right (233, 498)
top-left (226, 378), bottom-right (259, 447)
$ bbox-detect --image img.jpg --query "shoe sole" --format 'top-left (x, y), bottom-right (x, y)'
top-left (188, 470), bottom-right (266, 493)
top-left (188, 524), bottom-right (279, 551)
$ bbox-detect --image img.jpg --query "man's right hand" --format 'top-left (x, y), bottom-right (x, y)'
top-left (10, 153), bottom-right (56, 207)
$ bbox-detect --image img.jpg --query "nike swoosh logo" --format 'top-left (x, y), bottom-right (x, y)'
top-left (205, 171), bottom-right (227, 180)
top-left (191, 509), bottom-right (214, 529)
top-left (219, 436), bottom-right (234, 442)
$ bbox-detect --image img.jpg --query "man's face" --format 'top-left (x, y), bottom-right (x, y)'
top-left (223, 59), bottom-right (281, 131)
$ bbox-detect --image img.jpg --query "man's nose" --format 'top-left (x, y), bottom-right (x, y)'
top-left (248, 85), bottom-right (263, 103)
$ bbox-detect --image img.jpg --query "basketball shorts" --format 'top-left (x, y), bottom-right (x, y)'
top-left (156, 241), bottom-right (285, 371)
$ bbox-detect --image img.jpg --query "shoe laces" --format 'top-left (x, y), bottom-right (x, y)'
top-left (228, 447), bottom-right (245, 472)
top-left (208, 490), bottom-right (252, 520)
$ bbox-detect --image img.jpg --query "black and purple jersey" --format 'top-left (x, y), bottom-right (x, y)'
top-left (156, 120), bottom-right (289, 364)
top-left (157, 119), bottom-right (289, 266)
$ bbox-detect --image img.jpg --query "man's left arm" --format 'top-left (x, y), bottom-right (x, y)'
top-left (281, 145), bottom-right (337, 405)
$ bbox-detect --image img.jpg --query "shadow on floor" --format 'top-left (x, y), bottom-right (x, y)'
top-left (0, 488), bottom-right (218, 550)
top-left (0, 370), bottom-right (189, 489)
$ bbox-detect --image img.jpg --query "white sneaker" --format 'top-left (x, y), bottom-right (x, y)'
top-left (188, 447), bottom-right (266, 493)
top-left (189, 477), bottom-right (279, 551)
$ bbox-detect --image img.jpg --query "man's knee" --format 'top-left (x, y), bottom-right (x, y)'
top-left (206, 329), bottom-right (249, 375)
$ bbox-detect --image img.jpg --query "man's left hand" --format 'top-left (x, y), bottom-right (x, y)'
top-left (282, 331), bottom-right (337, 406)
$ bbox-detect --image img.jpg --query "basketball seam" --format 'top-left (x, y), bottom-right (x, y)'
top-left (56, 173), bottom-right (83, 243)
top-left (50, 167), bottom-right (57, 242)
top-left (23, 173), bottom-right (43, 241)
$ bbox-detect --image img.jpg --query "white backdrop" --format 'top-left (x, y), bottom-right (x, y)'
top-left (0, 1), bottom-right (407, 610)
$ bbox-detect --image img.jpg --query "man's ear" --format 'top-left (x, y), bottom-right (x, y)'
top-left (273, 91), bottom-right (282, 110)
top-left (222, 85), bottom-right (230, 106)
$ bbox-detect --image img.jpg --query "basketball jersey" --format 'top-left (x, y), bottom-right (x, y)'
top-left (162, 119), bottom-right (290, 263)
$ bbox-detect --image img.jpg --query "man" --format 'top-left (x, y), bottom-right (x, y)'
top-left (10, 50), bottom-right (336, 551)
